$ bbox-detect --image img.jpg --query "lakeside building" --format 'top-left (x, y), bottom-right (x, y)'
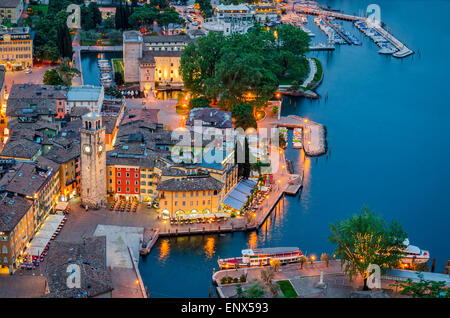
top-left (203, 3), bottom-right (280, 35)
top-left (0, 159), bottom-right (60, 274)
top-left (157, 175), bottom-right (224, 219)
top-left (0, 26), bottom-right (32, 70)
top-left (123, 31), bottom-right (189, 92)
top-left (0, 0), bottom-right (24, 24)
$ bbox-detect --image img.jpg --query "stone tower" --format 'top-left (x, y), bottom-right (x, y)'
top-left (80, 112), bottom-right (107, 209)
top-left (123, 30), bottom-right (143, 83)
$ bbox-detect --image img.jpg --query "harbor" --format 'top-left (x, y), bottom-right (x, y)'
top-left (292, 1), bottom-right (413, 57)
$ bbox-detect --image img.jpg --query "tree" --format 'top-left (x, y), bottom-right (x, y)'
top-left (260, 269), bottom-right (274, 285)
top-left (329, 207), bottom-right (407, 290)
top-left (43, 69), bottom-right (64, 86)
top-left (298, 255), bottom-right (308, 269)
top-left (271, 260), bottom-right (281, 273)
top-left (56, 23), bottom-right (73, 59)
top-left (232, 103), bottom-right (257, 130)
top-left (236, 279), bottom-right (266, 298)
top-left (321, 253), bottom-right (330, 267)
top-left (53, 58), bottom-right (81, 87)
top-left (279, 132), bottom-right (286, 149)
top-left (189, 97), bottom-right (210, 109)
top-left (392, 273), bottom-right (449, 298)
top-left (196, 0), bottom-right (213, 18)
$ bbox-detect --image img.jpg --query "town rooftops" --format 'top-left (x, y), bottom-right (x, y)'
top-left (186, 107), bottom-right (232, 129)
top-left (0, 193), bottom-right (32, 232)
top-left (8, 84), bottom-right (67, 100)
top-left (45, 143), bottom-right (80, 164)
top-left (0, 162), bottom-right (53, 197)
top-left (70, 106), bottom-right (90, 118)
top-left (44, 236), bottom-right (113, 298)
top-left (121, 108), bottom-right (159, 126)
top-left (157, 175), bottom-right (223, 192)
top-left (0, 0), bottom-right (22, 8)
top-left (6, 98), bottom-right (57, 117)
top-left (67, 86), bottom-right (103, 102)
top-left (0, 138), bottom-right (41, 160)
top-left (143, 34), bottom-right (191, 44)
top-left (102, 114), bottom-right (120, 135)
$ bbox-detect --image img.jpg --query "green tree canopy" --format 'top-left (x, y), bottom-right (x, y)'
top-left (180, 25), bottom-right (310, 112)
top-left (329, 207), bottom-right (407, 290)
top-left (232, 103), bottom-right (257, 130)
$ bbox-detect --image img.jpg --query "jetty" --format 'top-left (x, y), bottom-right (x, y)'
top-left (295, 3), bottom-right (413, 57)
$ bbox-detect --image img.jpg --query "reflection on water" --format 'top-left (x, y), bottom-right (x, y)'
top-left (247, 232), bottom-right (258, 249)
top-left (204, 237), bottom-right (216, 259)
top-left (159, 239), bottom-right (170, 263)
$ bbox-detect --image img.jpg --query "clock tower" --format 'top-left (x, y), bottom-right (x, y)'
top-left (80, 112), bottom-right (107, 208)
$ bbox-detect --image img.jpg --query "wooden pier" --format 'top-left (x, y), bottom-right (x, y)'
top-left (139, 228), bottom-right (159, 255)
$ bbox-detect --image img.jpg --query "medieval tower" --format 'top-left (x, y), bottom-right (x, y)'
top-left (80, 112), bottom-right (107, 208)
top-left (123, 30), bottom-right (143, 83)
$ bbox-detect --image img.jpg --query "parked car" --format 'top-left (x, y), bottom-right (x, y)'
top-left (25, 68), bottom-right (32, 74)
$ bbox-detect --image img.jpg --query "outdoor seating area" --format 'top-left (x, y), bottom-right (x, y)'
top-left (20, 214), bottom-right (67, 270)
top-left (167, 212), bottom-right (229, 225)
top-left (110, 197), bottom-right (139, 212)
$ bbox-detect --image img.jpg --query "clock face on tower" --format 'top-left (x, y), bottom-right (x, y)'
top-left (83, 144), bottom-right (91, 154)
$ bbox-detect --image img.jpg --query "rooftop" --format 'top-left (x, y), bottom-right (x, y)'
top-left (45, 236), bottom-right (113, 298)
top-left (0, 193), bottom-right (32, 232)
top-left (0, 138), bottom-right (41, 160)
top-left (143, 34), bottom-right (191, 44)
top-left (157, 175), bottom-right (224, 192)
top-left (8, 84), bottom-right (67, 100)
top-left (6, 98), bottom-right (58, 117)
top-left (140, 49), bottom-right (183, 64)
top-left (0, 0), bottom-right (21, 8)
top-left (186, 107), bottom-right (232, 129)
top-left (67, 86), bottom-right (103, 102)
top-left (0, 162), bottom-right (54, 197)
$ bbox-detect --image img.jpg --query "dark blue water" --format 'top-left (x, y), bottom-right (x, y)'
top-left (80, 51), bottom-right (122, 86)
top-left (139, 0), bottom-right (450, 297)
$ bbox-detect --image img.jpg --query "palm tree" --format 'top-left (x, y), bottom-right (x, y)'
top-left (271, 259), bottom-right (281, 273)
top-left (260, 269), bottom-right (274, 285)
top-left (321, 253), bottom-right (330, 267)
top-left (298, 255), bottom-right (308, 269)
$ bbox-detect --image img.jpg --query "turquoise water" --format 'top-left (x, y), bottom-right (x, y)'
top-left (80, 51), bottom-right (122, 86)
top-left (136, 0), bottom-right (450, 297)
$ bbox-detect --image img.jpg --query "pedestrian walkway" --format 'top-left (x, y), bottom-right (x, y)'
top-left (301, 58), bottom-right (317, 88)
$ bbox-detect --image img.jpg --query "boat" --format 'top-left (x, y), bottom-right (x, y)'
top-left (218, 247), bottom-right (302, 269)
top-left (400, 239), bottom-right (430, 265)
top-left (292, 127), bottom-right (303, 149)
top-left (279, 127), bottom-right (288, 148)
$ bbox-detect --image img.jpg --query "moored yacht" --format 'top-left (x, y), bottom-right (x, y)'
top-left (218, 247), bottom-right (302, 269)
top-left (401, 239), bottom-right (430, 264)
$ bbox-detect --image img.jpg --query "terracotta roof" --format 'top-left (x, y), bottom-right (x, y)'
top-left (44, 237), bottom-right (113, 298)
top-left (0, 193), bottom-right (32, 232)
top-left (0, 162), bottom-right (54, 197)
top-left (186, 107), bottom-right (232, 129)
top-left (0, 138), bottom-right (41, 160)
top-left (6, 98), bottom-right (58, 117)
top-left (140, 48), bottom-right (182, 63)
top-left (8, 84), bottom-right (67, 100)
top-left (143, 34), bottom-right (191, 43)
top-left (157, 175), bottom-right (223, 192)
top-left (45, 143), bottom-right (80, 164)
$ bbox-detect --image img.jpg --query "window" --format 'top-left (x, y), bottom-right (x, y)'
top-left (182, 201), bottom-right (186, 206)
top-left (135, 188), bottom-right (139, 193)
top-left (141, 189), bottom-right (145, 193)
top-left (117, 172), bottom-right (121, 177)
top-left (141, 181), bottom-right (146, 185)
top-left (175, 201), bottom-right (178, 206)
top-left (2, 246), bottom-right (7, 254)
top-left (135, 173), bottom-right (138, 178)
top-left (126, 187), bottom-right (130, 193)
top-left (118, 187), bottom-right (121, 192)
top-left (117, 180), bottom-right (121, 185)
top-left (126, 173), bottom-right (130, 177)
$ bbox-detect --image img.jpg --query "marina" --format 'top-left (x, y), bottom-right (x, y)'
top-left (98, 57), bottom-right (113, 87)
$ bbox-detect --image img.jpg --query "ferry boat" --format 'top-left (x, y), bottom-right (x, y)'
top-left (400, 239), bottom-right (430, 265)
top-left (293, 127), bottom-right (303, 149)
top-left (218, 247), bottom-right (302, 269)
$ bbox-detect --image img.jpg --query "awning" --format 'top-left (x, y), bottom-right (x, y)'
top-left (55, 201), bottom-right (69, 211)
top-left (222, 196), bottom-right (245, 211)
top-left (215, 212), bottom-right (227, 218)
top-left (27, 214), bottom-right (64, 256)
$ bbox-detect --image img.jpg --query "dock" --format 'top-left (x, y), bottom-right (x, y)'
top-left (295, 3), bottom-right (413, 58)
top-left (139, 228), bottom-right (159, 255)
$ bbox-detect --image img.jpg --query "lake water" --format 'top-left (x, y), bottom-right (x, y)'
top-left (138, 0), bottom-right (450, 297)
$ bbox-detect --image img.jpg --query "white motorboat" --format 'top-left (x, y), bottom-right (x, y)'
top-left (400, 239), bottom-right (430, 264)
